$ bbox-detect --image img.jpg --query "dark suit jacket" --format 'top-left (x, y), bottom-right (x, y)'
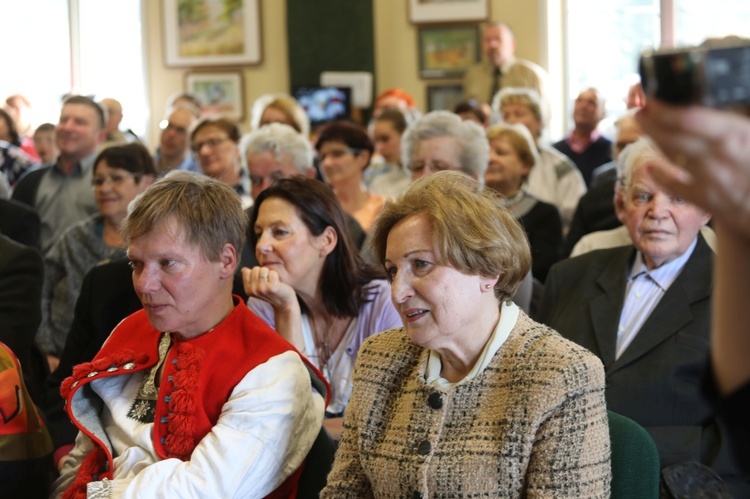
top-left (562, 178), bottom-right (620, 258)
top-left (0, 198), bottom-right (41, 250)
top-left (0, 234), bottom-right (45, 400)
top-left (538, 235), bottom-right (749, 495)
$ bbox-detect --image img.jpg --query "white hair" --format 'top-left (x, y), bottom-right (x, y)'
top-left (240, 123), bottom-right (313, 174)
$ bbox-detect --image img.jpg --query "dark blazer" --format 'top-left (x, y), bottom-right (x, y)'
top-left (562, 178), bottom-right (620, 258)
top-left (0, 234), bottom-right (45, 400)
top-left (0, 198), bottom-right (41, 250)
top-left (538, 235), bottom-right (749, 495)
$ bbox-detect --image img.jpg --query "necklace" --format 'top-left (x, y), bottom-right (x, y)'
top-left (312, 316), bottom-right (354, 369)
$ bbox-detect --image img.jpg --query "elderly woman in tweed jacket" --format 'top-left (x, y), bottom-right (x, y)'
top-left (322, 171), bottom-right (611, 498)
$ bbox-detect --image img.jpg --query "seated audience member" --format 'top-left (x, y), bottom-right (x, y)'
top-left (98, 98), bottom-right (139, 150)
top-left (51, 171), bottom-right (327, 498)
top-left (371, 88), bottom-right (420, 122)
top-left (12, 95), bottom-right (105, 253)
top-left (495, 87), bottom-right (586, 231)
top-left (637, 97), bottom-right (750, 474)
top-left (154, 104), bottom-right (200, 174)
top-left (563, 111), bottom-right (645, 256)
top-left (191, 117), bottom-right (251, 207)
top-left (41, 258), bottom-right (142, 470)
top-left (486, 123), bottom-right (562, 282)
top-left (0, 234), bottom-right (46, 401)
top-left (241, 123), bottom-right (365, 260)
top-left (322, 171), bottom-right (610, 497)
top-left (0, 341), bottom-right (53, 499)
top-left (553, 87), bottom-right (612, 187)
top-left (3, 93), bottom-right (38, 160)
top-left (365, 108), bottom-right (411, 197)
top-left (37, 143), bottom-right (156, 369)
top-left (0, 108), bottom-right (36, 187)
top-left (316, 121), bottom-right (385, 233)
top-left (538, 137), bottom-right (749, 496)
top-left (0, 197), bottom-right (41, 249)
top-left (32, 123), bottom-right (59, 165)
top-left (250, 93), bottom-right (311, 138)
top-left (401, 110), bottom-right (533, 312)
top-left (244, 176), bottom-right (400, 441)
top-left (454, 98), bottom-right (491, 128)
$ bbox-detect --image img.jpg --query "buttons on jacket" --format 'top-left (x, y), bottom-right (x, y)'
top-left (427, 392), bottom-right (443, 409)
top-left (106, 366), bottom-right (118, 373)
top-left (123, 362), bottom-right (136, 370)
top-left (417, 440), bottom-right (431, 456)
top-left (86, 371), bottom-right (98, 378)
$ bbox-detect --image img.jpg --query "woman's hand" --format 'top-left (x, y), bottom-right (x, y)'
top-left (242, 266), bottom-right (297, 312)
top-left (242, 266), bottom-right (305, 351)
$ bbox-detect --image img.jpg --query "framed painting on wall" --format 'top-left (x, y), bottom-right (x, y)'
top-left (185, 71), bottom-right (245, 121)
top-left (163, 0), bottom-right (262, 67)
top-left (418, 24), bottom-right (480, 78)
top-left (408, 0), bottom-right (489, 24)
top-left (427, 84), bottom-right (464, 112)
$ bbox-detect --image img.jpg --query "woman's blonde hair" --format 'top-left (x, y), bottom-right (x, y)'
top-left (370, 171), bottom-right (531, 300)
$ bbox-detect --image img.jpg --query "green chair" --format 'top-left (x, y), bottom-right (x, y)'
top-left (608, 410), bottom-right (660, 499)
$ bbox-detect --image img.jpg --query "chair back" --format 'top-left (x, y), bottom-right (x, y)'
top-left (296, 425), bottom-right (336, 498)
top-left (608, 410), bottom-right (660, 499)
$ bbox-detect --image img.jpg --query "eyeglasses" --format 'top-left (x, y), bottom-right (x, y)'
top-left (407, 160), bottom-right (460, 174)
top-left (318, 147), bottom-right (361, 162)
top-left (192, 136), bottom-right (230, 153)
top-left (92, 172), bottom-right (137, 187)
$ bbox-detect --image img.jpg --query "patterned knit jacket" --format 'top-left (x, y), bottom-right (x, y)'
top-left (322, 311), bottom-right (612, 498)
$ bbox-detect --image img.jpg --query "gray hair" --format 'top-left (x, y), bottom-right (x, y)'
top-left (616, 136), bottom-right (662, 191)
top-left (401, 110), bottom-right (489, 185)
top-left (240, 122), bottom-right (313, 174)
top-left (492, 87), bottom-right (544, 126)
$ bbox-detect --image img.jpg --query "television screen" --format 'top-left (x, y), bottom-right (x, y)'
top-left (293, 86), bottom-right (351, 125)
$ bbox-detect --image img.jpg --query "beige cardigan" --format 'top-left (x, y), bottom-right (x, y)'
top-left (322, 311), bottom-right (611, 498)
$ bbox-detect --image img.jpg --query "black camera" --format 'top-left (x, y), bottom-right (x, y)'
top-left (639, 40), bottom-right (750, 107)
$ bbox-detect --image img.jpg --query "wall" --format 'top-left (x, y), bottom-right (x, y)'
top-left (143, 0), bottom-right (548, 148)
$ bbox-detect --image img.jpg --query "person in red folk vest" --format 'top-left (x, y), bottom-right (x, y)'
top-left (51, 171), bottom-right (328, 499)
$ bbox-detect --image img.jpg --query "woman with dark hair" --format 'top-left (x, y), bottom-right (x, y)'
top-left (0, 108), bottom-right (21, 146)
top-left (37, 143), bottom-right (156, 370)
top-left (243, 176), bottom-right (400, 440)
top-left (316, 121), bottom-right (386, 233)
top-left (191, 117), bottom-right (251, 207)
top-left (367, 108), bottom-right (411, 197)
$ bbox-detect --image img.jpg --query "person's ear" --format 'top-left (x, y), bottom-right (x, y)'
top-left (480, 275), bottom-right (500, 293)
top-left (219, 243), bottom-right (238, 278)
top-left (614, 187), bottom-right (627, 223)
top-left (317, 226), bottom-right (338, 257)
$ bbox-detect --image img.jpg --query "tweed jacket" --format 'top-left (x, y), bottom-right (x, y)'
top-left (322, 312), bottom-right (611, 498)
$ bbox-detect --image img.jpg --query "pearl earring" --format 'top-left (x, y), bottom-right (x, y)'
top-left (485, 284), bottom-right (492, 290)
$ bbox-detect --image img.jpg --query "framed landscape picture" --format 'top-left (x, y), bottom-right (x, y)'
top-left (185, 71), bottom-right (245, 121)
top-left (163, 0), bottom-right (262, 67)
top-left (418, 25), bottom-right (480, 78)
top-left (408, 0), bottom-right (489, 24)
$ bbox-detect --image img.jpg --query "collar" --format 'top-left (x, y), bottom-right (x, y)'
top-left (52, 150), bottom-right (98, 176)
top-left (567, 129), bottom-right (601, 152)
top-left (629, 237), bottom-right (699, 291)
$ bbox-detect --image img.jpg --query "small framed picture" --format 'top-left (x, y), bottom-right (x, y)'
top-left (162, 0), bottom-right (262, 67)
top-left (418, 25), bottom-right (480, 79)
top-left (427, 84), bottom-right (465, 112)
top-left (408, 0), bottom-right (489, 24)
top-left (184, 71), bottom-right (245, 122)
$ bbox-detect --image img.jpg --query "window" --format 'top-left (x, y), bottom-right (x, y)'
top-left (554, 0), bottom-right (750, 136)
top-left (1, 0), bottom-right (148, 140)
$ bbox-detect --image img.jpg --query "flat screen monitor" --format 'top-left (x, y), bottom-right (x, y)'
top-left (293, 86), bottom-right (351, 126)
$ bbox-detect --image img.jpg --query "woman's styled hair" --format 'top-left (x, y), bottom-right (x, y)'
top-left (400, 111), bottom-right (489, 185)
top-left (121, 171), bottom-right (246, 262)
top-left (93, 142), bottom-right (157, 182)
top-left (249, 94), bottom-right (310, 138)
top-left (486, 123), bottom-right (540, 170)
top-left (250, 176), bottom-right (383, 317)
top-left (314, 121), bottom-right (375, 159)
top-left (370, 171), bottom-right (531, 301)
top-left (493, 87), bottom-right (545, 131)
top-left (374, 108), bottom-right (409, 135)
top-left (190, 118), bottom-right (241, 145)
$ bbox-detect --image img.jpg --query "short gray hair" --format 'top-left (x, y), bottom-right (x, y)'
top-left (401, 111), bottom-right (489, 185)
top-left (616, 136), bottom-right (661, 191)
top-left (240, 123), bottom-right (313, 174)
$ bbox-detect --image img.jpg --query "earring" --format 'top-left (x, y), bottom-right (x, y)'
top-left (485, 284), bottom-right (492, 290)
